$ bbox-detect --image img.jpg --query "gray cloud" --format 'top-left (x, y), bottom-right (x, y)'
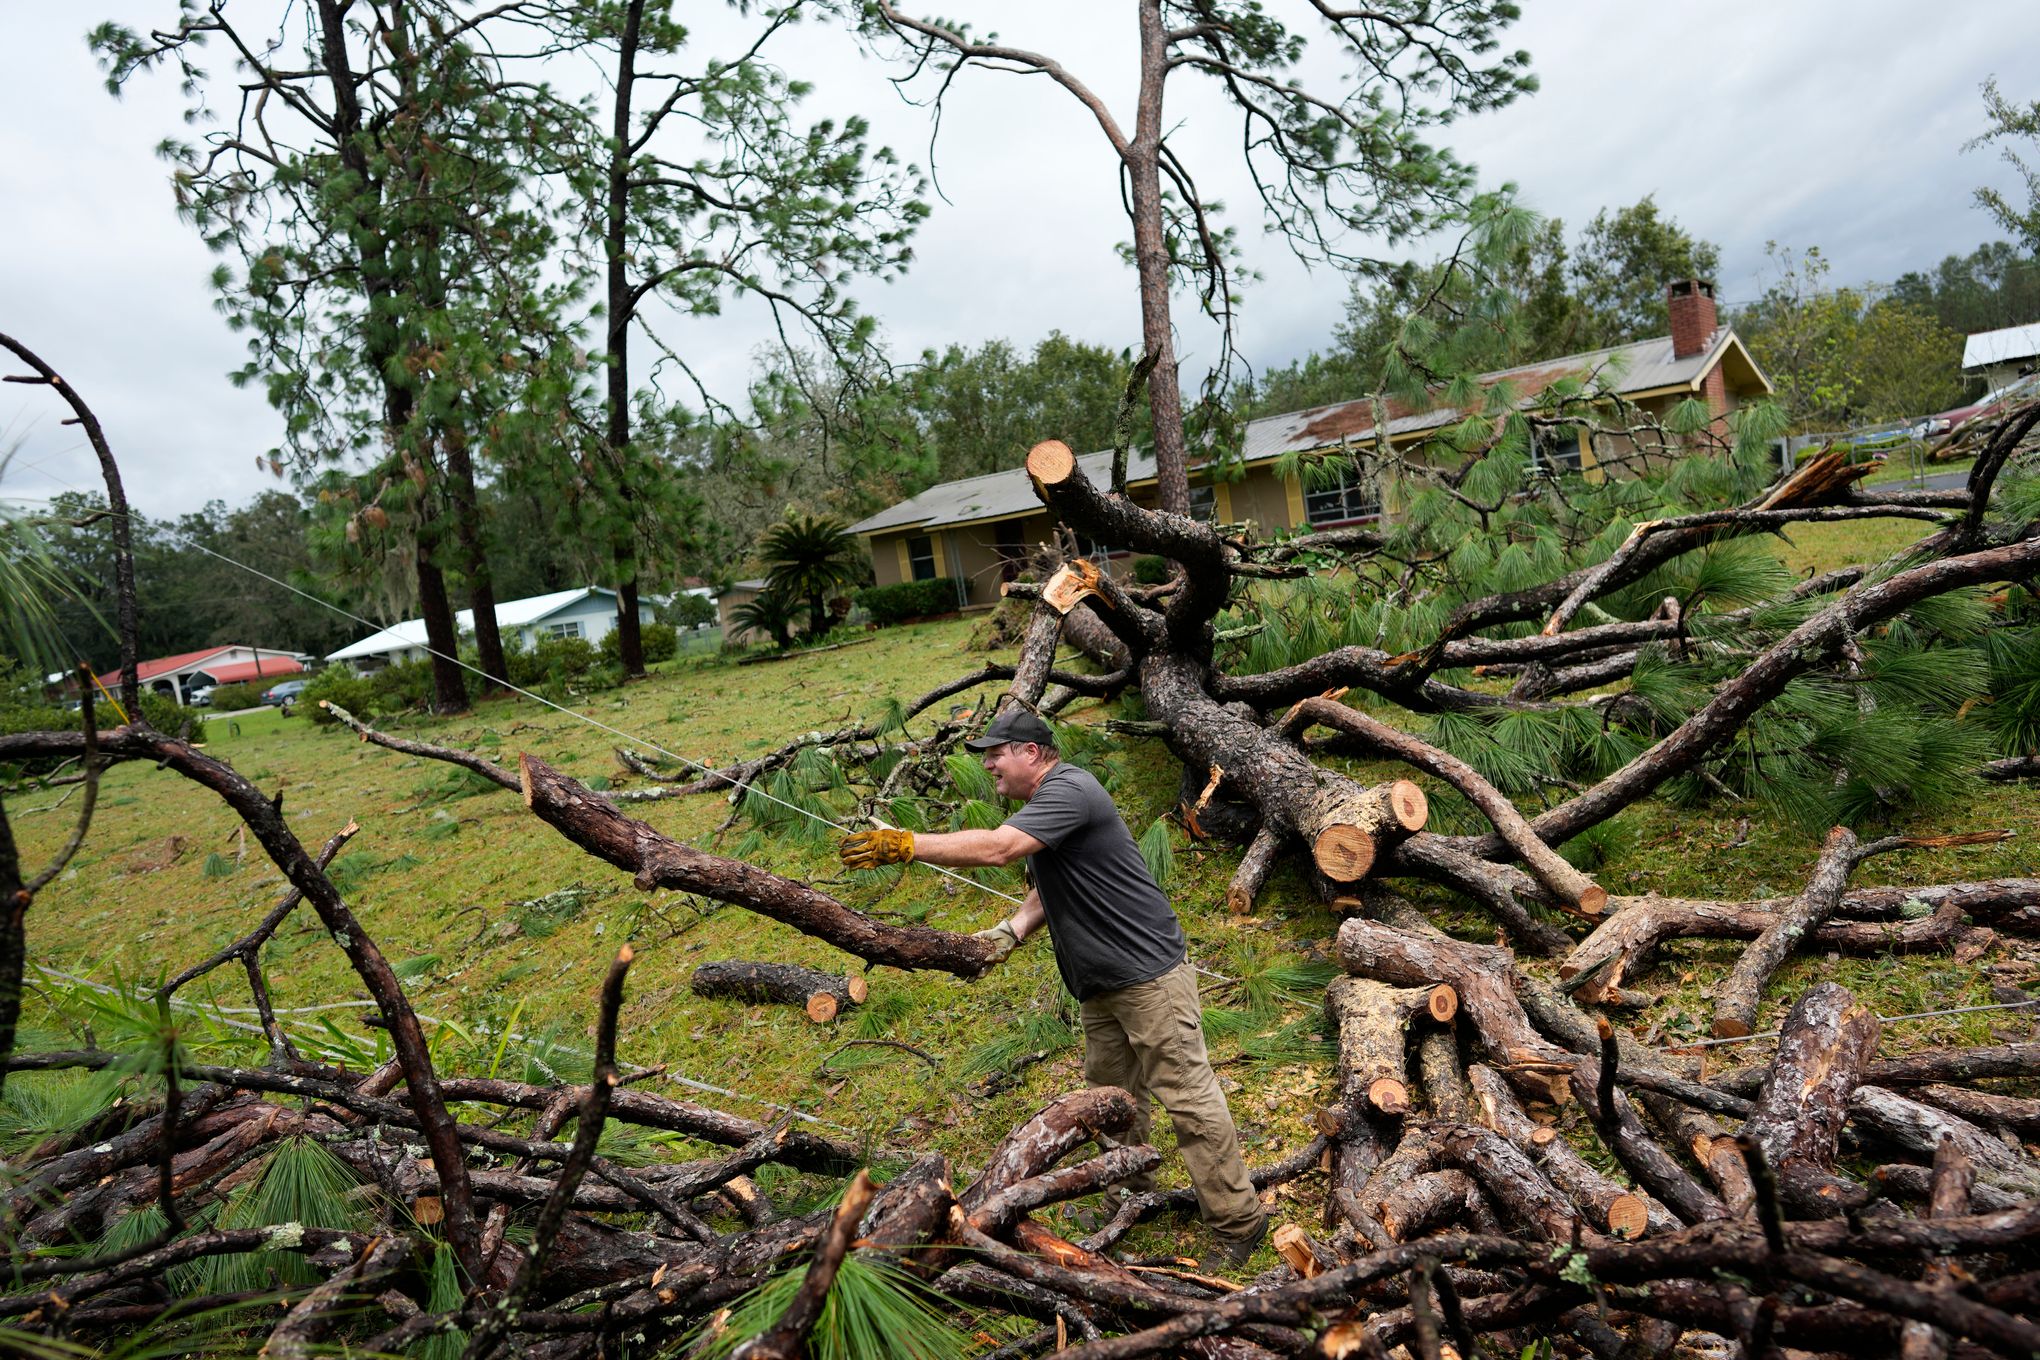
top-left (3, 2), bottom-right (2030, 520)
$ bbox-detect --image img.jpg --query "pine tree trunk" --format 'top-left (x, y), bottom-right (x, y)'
top-left (1127, 0), bottom-right (1188, 515)
top-left (0, 800), bottom-right (26, 1099)
top-left (442, 421), bottom-right (506, 691)
top-left (413, 544), bottom-right (468, 716)
top-left (605, 0), bottom-right (648, 680)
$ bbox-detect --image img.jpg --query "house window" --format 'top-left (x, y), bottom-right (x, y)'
top-left (1188, 483), bottom-right (1217, 521)
top-left (1529, 427), bottom-right (1582, 476)
top-left (1077, 531), bottom-right (1116, 561)
top-left (907, 534), bottom-right (937, 581)
top-left (544, 620), bottom-right (584, 640)
top-left (1303, 465), bottom-right (1380, 526)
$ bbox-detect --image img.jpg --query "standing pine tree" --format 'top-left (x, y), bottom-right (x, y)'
top-left (92, 4), bottom-right (582, 713)
top-left (539, 0), bottom-right (926, 676)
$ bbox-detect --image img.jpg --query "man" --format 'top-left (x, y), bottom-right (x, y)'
top-left (840, 706), bottom-right (1268, 1264)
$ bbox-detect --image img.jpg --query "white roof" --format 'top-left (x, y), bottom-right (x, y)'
top-left (1963, 322), bottom-right (2040, 371)
top-left (327, 587), bottom-right (618, 661)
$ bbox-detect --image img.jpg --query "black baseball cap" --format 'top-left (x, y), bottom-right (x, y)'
top-left (964, 707), bottom-right (1057, 750)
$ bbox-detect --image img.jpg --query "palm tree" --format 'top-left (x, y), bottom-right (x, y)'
top-left (729, 587), bottom-right (801, 650)
top-left (757, 512), bottom-right (865, 638)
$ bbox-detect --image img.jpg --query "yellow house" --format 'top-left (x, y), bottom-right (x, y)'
top-left (849, 280), bottom-right (1771, 611)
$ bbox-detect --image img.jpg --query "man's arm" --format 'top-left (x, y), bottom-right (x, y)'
top-left (1009, 886), bottom-right (1046, 940)
top-left (900, 824), bottom-right (1044, 869)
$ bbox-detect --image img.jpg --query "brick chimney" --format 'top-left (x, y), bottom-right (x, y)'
top-left (1667, 278), bottom-right (1718, 359)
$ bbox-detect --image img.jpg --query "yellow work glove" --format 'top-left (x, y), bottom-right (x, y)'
top-left (840, 827), bottom-right (915, 870)
top-left (972, 918), bottom-right (1023, 965)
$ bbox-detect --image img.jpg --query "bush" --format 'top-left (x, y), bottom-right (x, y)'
top-left (659, 592), bottom-right (718, 630)
top-left (1132, 555), bottom-right (1171, 585)
top-left (507, 635), bottom-right (599, 688)
top-left (208, 682), bottom-right (265, 712)
top-left (599, 622), bottom-right (678, 666)
top-left (368, 660), bottom-right (438, 711)
top-left (302, 666), bottom-right (378, 724)
top-left (854, 579), bottom-right (957, 628)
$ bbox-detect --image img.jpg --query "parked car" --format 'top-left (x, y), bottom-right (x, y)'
top-left (187, 684), bottom-right (216, 707)
top-left (261, 679), bottom-right (309, 706)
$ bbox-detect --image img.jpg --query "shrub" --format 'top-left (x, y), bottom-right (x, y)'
top-left (599, 622), bottom-right (677, 665)
top-left (854, 579), bottom-right (956, 628)
top-left (302, 666), bottom-right (378, 724)
top-left (136, 690), bottom-right (184, 731)
top-left (367, 660), bottom-right (437, 712)
top-left (1132, 555), bottom-right (1171, 585)
top-left (208, 682), bottom-right (265, 712)
top-left (660, 592), bottom-right (718, 630)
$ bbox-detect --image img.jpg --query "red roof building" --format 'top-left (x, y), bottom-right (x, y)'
top-left (96, 646), bottom-right (306, 705)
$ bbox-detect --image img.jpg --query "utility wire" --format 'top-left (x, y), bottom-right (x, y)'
top-left (71, 494), bottom-right (1026, 910)
top-left (1672, 997), bottom-right (2040, 1050)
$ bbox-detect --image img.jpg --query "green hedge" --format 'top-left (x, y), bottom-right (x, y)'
top-left (208, 682), bottom-right (266, 712)
top-left (599, 621), bottom-right (678, 665)
top-left (854, 578), bottom-right (957, 627)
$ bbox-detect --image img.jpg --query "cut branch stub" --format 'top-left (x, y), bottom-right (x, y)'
top-left (1026, 437), bottom-right (1077, 488)
top-left (1312, 780), bottom-right (1429, 882)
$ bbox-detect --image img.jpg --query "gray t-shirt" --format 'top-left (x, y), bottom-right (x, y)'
top-left (1005, 762), bottom-right (1186, 1001)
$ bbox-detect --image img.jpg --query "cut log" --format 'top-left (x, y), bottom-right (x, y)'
top-left (1898, 1134), bottom-right (1978, 1360)
top-left (1310, 780), bottom-right (1429, 882)
top-left (1025, 437), bottom-right (1077, 487)
top-left (1846, 1086), bottom-right (2040, 1197)
top-left (960, 1088), bottom-right (1138, 1214)
top-left (1437, 1124), bottom-right (1593, 1243)
top-left (689, 961), bottom-right (867, 1023)
top-left (1324, 977), bottom-right (1458, 1116)
top-left (1911, 1083), bottom-right (2040, 1140)
top-left (1334, 917), bottom-right (1573, 1104)
top-left (1289, 696), bottom-right (1605, 914)
top-left (1376, 1169), bottom-right (1480, 1242)
top-left (1468, 1065), bottom-right (1679, 1239)
top-left (1226, 825), bottom-right (1285, 915)
top-left (1415, 1028), bottom-right (1474, 1123)
top-left (1712, 826), bottom-right (1859, 1038)
top-left (1565, 1057), bottom-right (1727, 1226)
top-left (1739, 981), bottom-right (1881, 1216)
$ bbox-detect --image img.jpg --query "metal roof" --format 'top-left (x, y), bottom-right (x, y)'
top-left (1962, 322), bottom-right (2040, 371)
top-left (849, 448), bottom-right (1156, 536)
top-left (850, 328), bottom-right (1764, 538)
top-left (327, 586), bottom-right (622, 661)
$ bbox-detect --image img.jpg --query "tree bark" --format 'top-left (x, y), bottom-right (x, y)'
top-left (1739, 981), bottom-right (1881, 1216)
top-left (517, 753), bottom-right (1000, 977)
top-left (1712, 825), bottom-right (1858, 1038)
top-left (442, 418), bottom-right (507, 690)
top-left (604, 0), bottom-right (648, 678)
top-left (689, 961), bottom-right (868, 1023)
top-left (1126, 0), bottom-right (1187, 515)
top-left (1469, 1065), bottom-right (1671, 1239)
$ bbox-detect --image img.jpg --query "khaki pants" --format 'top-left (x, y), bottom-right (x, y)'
top-left (1079, 960), bottom-right (1264, 1239)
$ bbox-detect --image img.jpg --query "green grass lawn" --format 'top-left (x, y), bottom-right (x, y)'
top-left (9, 533), bottom-right (2036, 1264)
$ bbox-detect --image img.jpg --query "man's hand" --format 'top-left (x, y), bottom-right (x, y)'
top-left (972, 918), bottom-right (1023, 965)
top-left (840, 828), bottom-right (915, 870)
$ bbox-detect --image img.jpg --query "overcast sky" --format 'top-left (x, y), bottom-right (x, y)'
top-left (2, 2), bottom-right (2032, 519)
